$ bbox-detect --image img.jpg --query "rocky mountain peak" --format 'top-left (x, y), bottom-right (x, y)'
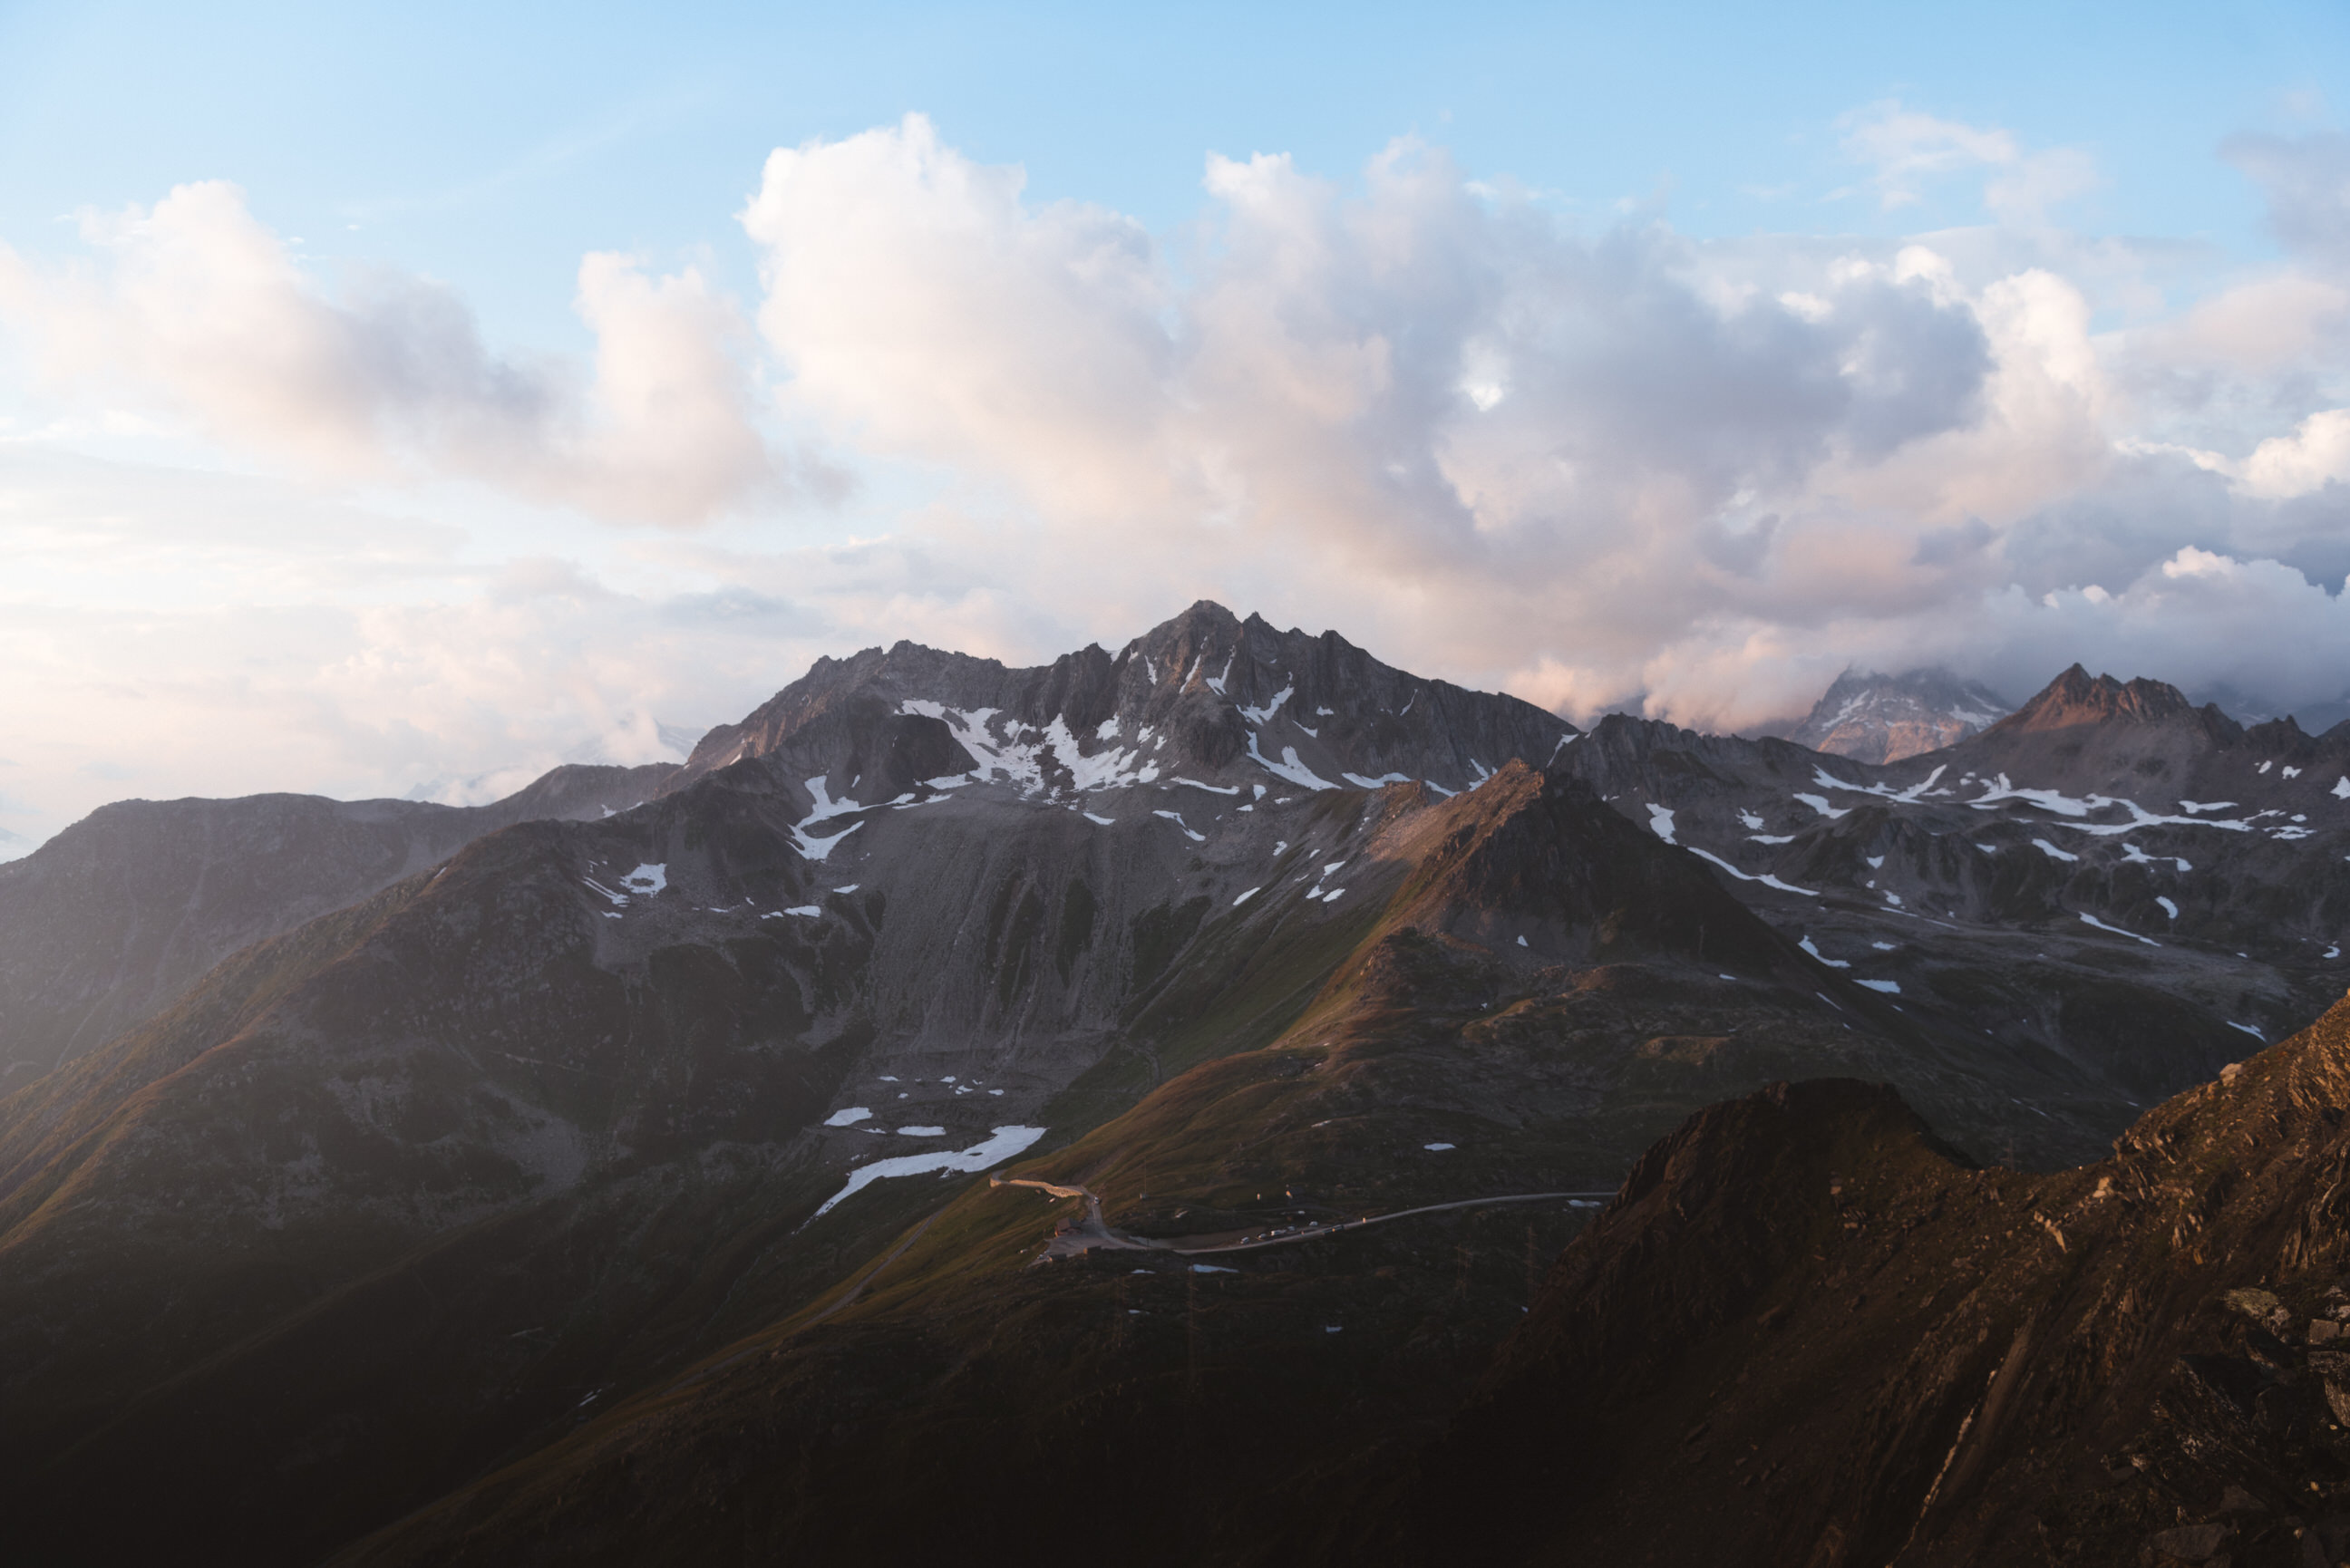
top-left (1787, 666), bottom-right (2011, 764)
top-left (1995, 663), bottom-right (2213, 733)
top-left (667, 602), bottom-right (1575, 807)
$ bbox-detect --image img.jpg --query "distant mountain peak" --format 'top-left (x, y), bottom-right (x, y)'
top-left (1788, 666), bottom-right (2011, 764)
top-left (1996, 663), bottom-right (2208, 733)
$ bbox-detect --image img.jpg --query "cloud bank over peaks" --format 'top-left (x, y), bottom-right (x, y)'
top-left (733, 112), bottom-right (2350, 733)
top-left (740, 116), bottom-right (2015, 699)
top-left (0, 180), bottom-right (794, 525)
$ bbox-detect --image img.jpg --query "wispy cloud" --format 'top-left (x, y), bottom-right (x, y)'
top-left (1832, 100), bottom-right (2098, 223)
top-left (1837, 101), bottom-right (2021, 208)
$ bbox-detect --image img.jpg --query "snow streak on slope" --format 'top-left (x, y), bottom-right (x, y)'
top-left (810, 1126), bottom-right (1049, 1217)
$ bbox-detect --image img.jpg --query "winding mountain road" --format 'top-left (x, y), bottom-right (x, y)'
top-left (991, 1176), bottom-right (1617, 1262)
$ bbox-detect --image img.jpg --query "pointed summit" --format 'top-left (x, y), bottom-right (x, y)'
top-left (1946, 663), bottom-right (2247, 797)
top-left (1170, 598), bottom-right (1243, 634)
top-left (1992, 664), bottom-right (2210, 734)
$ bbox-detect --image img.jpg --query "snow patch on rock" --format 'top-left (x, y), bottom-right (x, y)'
top-left (810, 1126), bottom-right (1049, 1218)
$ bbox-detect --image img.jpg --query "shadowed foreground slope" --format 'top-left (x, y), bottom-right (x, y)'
top-left (1316, 992), bottom-right (2350, 1567)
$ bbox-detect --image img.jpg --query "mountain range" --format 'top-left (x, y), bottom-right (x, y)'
top-left (5, 602), bottom-right (2348, 1565)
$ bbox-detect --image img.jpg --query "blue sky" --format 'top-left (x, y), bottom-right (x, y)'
top-left (2, 1), bottom-right (2349, 853)
top-left (7, 1), bottom-right (2337, 335)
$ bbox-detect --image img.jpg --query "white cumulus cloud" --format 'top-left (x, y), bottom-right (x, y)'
top-left (722, 115), bottom-right (2350, 734)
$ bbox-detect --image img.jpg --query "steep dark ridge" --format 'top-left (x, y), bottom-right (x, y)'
top-left (1374, 763), bottom-right (1792, 970)
top-left (1314, 991), bottom-right (2350, 1567)
top-left (304, 766), bottom-right (2025, 1568)
top-left (672, 640), bottom-right (1074, 786)
top-left (669, 600), bottom-right (1575, 803)
top-left (1953, 665), bottom-right (2350, 808)
top-left (0, 762), bottom-right (676, 1080)
top-left (694, 691), bottom-right (983, 820)
top-left (1955, 663), bottom-right (2248, 799)
top-left (1553, 710), bottom-right (1800, 789)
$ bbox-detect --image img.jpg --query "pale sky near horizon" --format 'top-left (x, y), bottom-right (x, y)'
top-left (3, 1), bottom-right (2349, 855)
